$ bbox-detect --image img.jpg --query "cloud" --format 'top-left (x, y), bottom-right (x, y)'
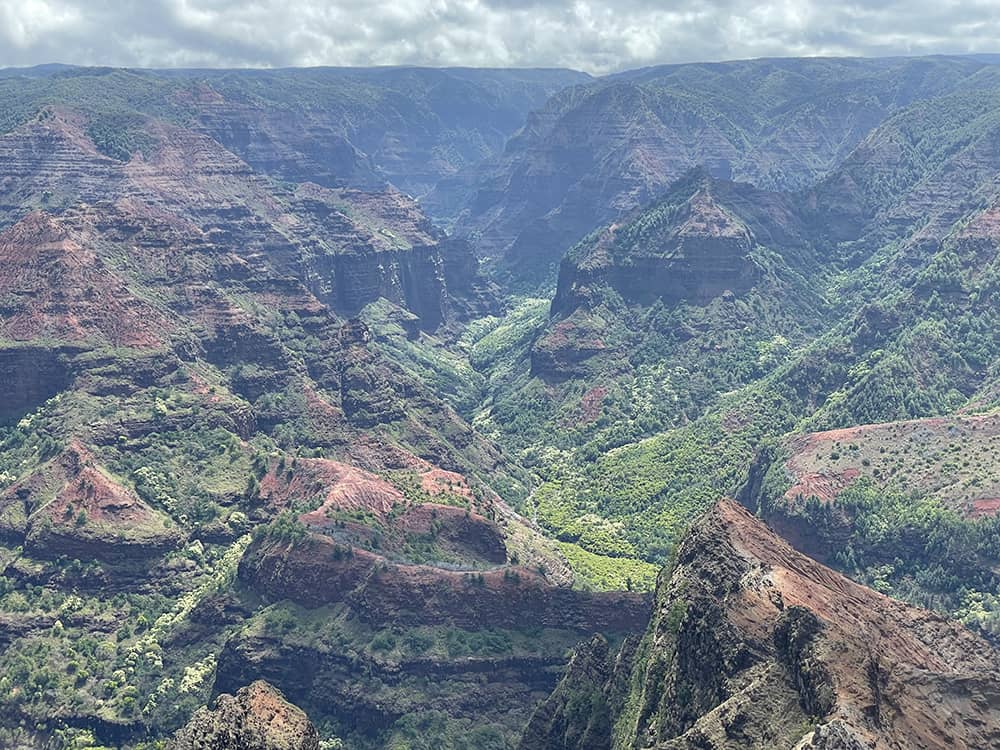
top-left (0, 0), bottom-right (997, 73)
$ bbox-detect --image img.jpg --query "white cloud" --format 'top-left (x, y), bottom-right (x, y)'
top-left (0, 0), bottom-right (997, 73)
top-left (0, 0), bottom-right (83, 48)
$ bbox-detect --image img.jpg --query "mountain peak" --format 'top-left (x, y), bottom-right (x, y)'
top-left (529, 498), bottom-right (1000, 749)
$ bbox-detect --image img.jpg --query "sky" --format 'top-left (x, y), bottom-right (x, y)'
top-left (1, 0), bottom-right (999, 74)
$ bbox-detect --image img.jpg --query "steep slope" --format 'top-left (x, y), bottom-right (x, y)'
top-left (203, 446), bottom-right (648, 749)
top-left (187, 66), bottom-right (590, 204)
top-left (221, 521), bottom-right (648, 749)
top-left (551, 179), bottom-right (765, 314)
top-left (521, 500), bottom-right (1000, 750)
top-left (809, 73), bottom-right (1000, 255)
top-left (520, 170), bottom-right (819, 421)
top-left (452, 56), bottom-right (1000, 285)
top-left (0, 107), bottom-right (484, 329)
top-left (0, 211), bottom-right (172, 347)
top-left (740, 409), bottom-right (1000, 632)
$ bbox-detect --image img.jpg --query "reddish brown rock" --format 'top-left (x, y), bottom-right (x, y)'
top-left (168, 680), bottom-right (319, 750)
top-left (240, 532), bottom-right (649, 634)
top-left (531, 499), bottom-right (1000, 749)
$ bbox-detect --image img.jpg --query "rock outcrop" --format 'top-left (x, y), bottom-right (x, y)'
top-left (517, 634), bottom-right (632, 750)
top-left (0, 211), bottom-right (172, 347)
top-left (521, 499), bottom-right (1000, 749)
top-left (524, 171), bottom-right (819, 391)
top-left (168, 680), bottom-right (319, 750)
top-left (214, 629), bottom-right (575, 748)
top-left (551, 182), bottom-right (764, 316)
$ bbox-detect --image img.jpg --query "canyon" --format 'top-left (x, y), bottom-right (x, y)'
top-left (0, 57), bottom-right (997, 750)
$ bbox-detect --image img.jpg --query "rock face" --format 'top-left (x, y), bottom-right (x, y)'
top-left (215, 630), bottom-right (577, 748)
top-left (810, 86), bottom-right (1000, 254)
top-left (168, 680), bottom-right (319, 750)
top-left (239, 533), bottom-right (649, 633)
top-left (2, 57), bottom-right (999, 750)
top-left (0, 102), bottom-right (519, 489)
top-left (525, 171), bottom-right (819, 391)
top-left (290, 183), bottom-right (453, 325)
top-left (517, 634), bottom-right (631, 750)
top-left (551, 181), bottom-right (763, 316)
top-left (0, 66), bottom-right (588, 214)
top-left (0, 211), bottom-right (172, 346)
top-left (521, 499), bottom-right (1000, 750)
top-left (0, 345), bottom-right (76, 423)
top-left (0, 66), bottom-right (558, 749)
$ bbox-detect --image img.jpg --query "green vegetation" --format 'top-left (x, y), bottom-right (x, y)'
top-left (777, 480), bottom-right (1000, 630)
top-left (0, 534), bottom-right (250, 738)
top-left (384, 712), bottom-right (508, 750)
top-left (85, 112), bottom-right (157, 161)
top-left (557, 542), bottom-right (658, 592)
top-left (103, 425), bottom-right (255, 526)
top-left (236, 602), bottom-right (591, 750)
top-left (362, 299), bottom-right (484, 417)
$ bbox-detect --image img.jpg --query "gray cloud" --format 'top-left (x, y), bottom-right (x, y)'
top-left (0, 0), bottom-right (998, 73)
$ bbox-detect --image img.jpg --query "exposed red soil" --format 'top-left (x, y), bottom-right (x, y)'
top-left (260, 457), bottom-right (406, 521)
top-left (543, 318), bottom-right (607, 352)
top-left (2, 441), bottom-right (180, 561)
top-left (784, 468), bottom-right (860, 504)
top-left (782, 412), bottom-right (1000, 516)
top-left (299, 385), bottom-right (347, 435)
top-left (0, 441), bottom-right (161, 530)
top-left (418, 467), bottom-right (475, 503)
top-left (337, 432), bottom-right (431, 472)
top-left (578, 386), bottom-right (608, 424)
top-left (395, 503), bottom-right (508, 564)
top-left (970, 497), bottom-right (1000, 518)
top-left (44, 443), bottom-right (160, 526)
top-left (676, 188), bottom-right (753, 240)
top-left (259, 454), bottom-right (508, 566)
top-left (956, 200), bottom-right (1000, 239)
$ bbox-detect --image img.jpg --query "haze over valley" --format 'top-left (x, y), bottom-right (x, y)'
top-left (0, 11), bottom-right (998, 748)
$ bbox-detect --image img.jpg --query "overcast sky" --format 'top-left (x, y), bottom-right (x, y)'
top-left (1, 0), bottom-right (999, 74)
